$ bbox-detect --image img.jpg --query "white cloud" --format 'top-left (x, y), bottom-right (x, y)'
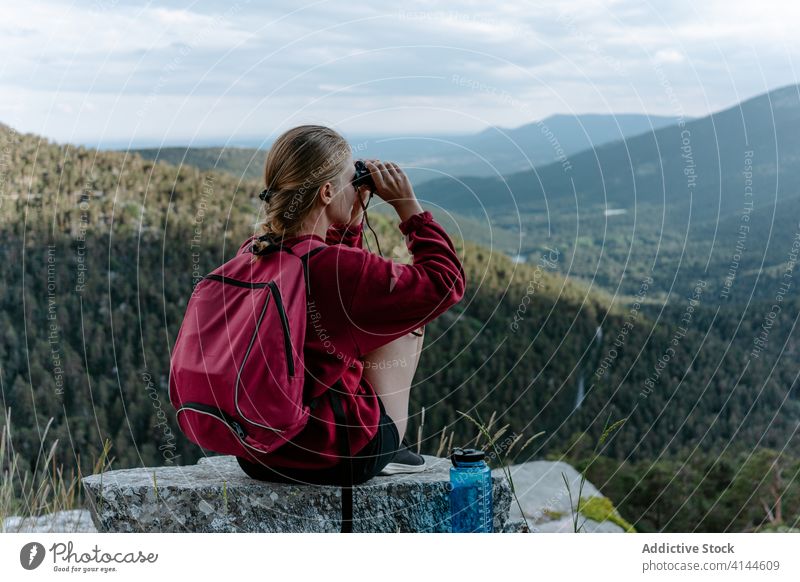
top-left (5, 1), bottom-right (254, 56)
top-left (0, 0), bottom-right (797, 143)
top-left (654, 49), bottom-right (686, 64)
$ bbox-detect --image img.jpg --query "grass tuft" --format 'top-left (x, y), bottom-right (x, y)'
top-left (1, 407), bottom-right (113, 531)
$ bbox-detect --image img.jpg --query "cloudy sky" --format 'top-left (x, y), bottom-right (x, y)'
top-left (2, 0), bottom-right (798, 147)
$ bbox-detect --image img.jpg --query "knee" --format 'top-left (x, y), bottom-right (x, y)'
top-left (363, 328), bottom-right (424, 362)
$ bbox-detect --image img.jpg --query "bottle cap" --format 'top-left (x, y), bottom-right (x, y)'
top-left (450, 447), bottom-right (486, 466)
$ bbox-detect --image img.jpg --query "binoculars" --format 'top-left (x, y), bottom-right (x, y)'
top-left (352, 160), bottom-right (376, 192)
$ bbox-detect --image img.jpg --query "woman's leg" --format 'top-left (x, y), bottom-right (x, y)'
top-left (361, 326), bottom-right (425, 442)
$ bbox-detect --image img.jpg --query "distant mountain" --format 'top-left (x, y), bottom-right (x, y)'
top-left (130, 113), bottom-right (680, 183)
top-left (414, 84), bottom-right (800, 302)
top-left (417, 84), bottom-right (800, 219)
top-left (459, 113), bottom-right (682, 174)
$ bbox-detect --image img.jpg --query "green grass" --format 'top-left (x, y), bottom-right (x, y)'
top-left (562, 414), bottom-right (630, 533)
top-left (0, 407), bottom-right (112, 531)
top-left (579, 496), bottom-right (636, 532)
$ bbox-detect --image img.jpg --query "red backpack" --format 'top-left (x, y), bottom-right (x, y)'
top-left (168, 235), bottom-right (327, 460)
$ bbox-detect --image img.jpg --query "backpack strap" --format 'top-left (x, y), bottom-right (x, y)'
top-left (289, 241), bottom-right (327, 411)
top-left (259, 237), bottom-right (355, 532)
top-left (328, 380), bottom-right (354, 533)
top-left (298, 246), bottom-right (326, 295)
top-left (246, 237), bottom-right (326, 406)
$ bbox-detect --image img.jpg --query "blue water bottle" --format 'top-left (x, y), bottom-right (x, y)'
top-left (449, 447), bottom-right (493, 532)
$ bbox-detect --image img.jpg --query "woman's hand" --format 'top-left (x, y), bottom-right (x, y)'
top-left (363, 160), bottom-right (414, 206)
top-left (363, 160), bottom-right (423, 221)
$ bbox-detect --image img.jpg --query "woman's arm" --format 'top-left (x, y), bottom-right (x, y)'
top-left (345, 210), bottom-right (466, 357)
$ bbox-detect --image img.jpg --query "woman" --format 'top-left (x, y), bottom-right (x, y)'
top-left (235, 125), bottom-right (466, 487)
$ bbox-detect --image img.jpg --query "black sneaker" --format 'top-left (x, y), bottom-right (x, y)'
top-left (378, 437), bottom-right (427, 475)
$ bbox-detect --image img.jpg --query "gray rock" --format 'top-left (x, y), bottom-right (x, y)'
top-left (530, 516), bottom-right (625, 533)
top-left (81, 455), bottom-right (513, 533)
top-left (506, 460), bottom-right (601, 522)
top-left (500, 518), bottom-right (530, 533)
top-left (504, 460), bottom-right (625, 533)
top-left (2, 509), bottom-right (97, 533)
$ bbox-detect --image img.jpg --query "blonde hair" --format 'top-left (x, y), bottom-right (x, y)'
top-left (251, 125), bottom-right (351, 258)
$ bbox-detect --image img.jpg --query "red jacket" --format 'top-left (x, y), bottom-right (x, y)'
top-left (250, 210), bottom-right (466, 469)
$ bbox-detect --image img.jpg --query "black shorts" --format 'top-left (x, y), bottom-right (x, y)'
top-left (237, 396), bottom-right (400, 486)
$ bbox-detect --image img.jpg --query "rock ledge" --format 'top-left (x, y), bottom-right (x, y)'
top-left (82, 454), bottom-right (520, 533)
